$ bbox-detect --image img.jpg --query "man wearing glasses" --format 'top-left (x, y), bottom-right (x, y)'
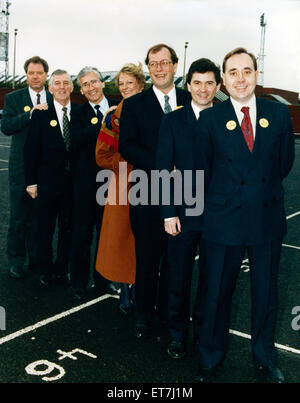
top-left (119, 44), bottom-right (191, 338)
top-left (69, 67), bottom-right (118, 300)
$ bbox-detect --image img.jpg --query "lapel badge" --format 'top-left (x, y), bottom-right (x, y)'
top-left (174, 105), bottom-right (184, 111)
top-left (226, 120), bottom-right (237, 131)
top-left (91, 117), bottom-right (98, 125)
top-left (50, 119), bottom-right (58, 127)
top-left (24, 105), bottom-right (31, 112)
top-left (114, 118), bottom-right (120, 126)
top-left (259, 118), bottom-right (269, 128)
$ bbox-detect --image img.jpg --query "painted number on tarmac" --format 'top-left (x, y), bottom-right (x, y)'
top-left (25, 348), bottom-right (97, 382)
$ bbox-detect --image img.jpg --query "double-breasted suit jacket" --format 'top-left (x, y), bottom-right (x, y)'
top-left (196, 97), bottom-right (295, 246)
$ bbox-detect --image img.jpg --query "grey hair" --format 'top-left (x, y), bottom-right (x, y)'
top-left (76, 66), bottom-right (104, 87)
top-left (49, 69), bottom-right (72, 87)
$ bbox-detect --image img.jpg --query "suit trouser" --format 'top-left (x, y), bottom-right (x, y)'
top-left (167, 229), bottom-right (203, 343)
top-left (7, 179), bottom-right (38, 267)
top-left (36, 173), bottom-right (73, 277)
top-left (194, 238), bottom-right (282, 369)
top-left (70, 181), bottom-right (107, 290)
top-left (130, 204), bottom-right (168, 324)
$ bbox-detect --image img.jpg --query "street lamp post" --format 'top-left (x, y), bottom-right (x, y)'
top-left (182, 41), bottom-right (189, 88)
top-left (12, 28), bottom-right (18, 89)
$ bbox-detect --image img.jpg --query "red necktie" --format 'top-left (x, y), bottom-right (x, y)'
top-left (241, 106), bottom-right (254, 152)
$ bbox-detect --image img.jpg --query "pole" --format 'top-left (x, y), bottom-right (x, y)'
top-left (182, 41), bottom-right (189, 88)
top-left (12, 28), bottom-right (18, 89)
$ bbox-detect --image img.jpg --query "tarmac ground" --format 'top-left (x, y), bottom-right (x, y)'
top-left (0, 130), bottom-right (299, 393)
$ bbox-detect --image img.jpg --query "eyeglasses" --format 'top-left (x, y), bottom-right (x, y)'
top-left (81, 79), bottom-right (101, 89)
top-left (148, 60), bottom-right (173, 70)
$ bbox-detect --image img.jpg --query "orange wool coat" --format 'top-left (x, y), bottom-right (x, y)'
top-left (95, 102), bottom-right (136, 284)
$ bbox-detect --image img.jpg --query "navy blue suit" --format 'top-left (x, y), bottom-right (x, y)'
top-left (70, 99), bottom-right (118, 290)
top-left (119, 86), bottom-right (191, 325)
top-left (193, 97), bottom-right (295, 368)
top-left (156, 103), bottom-right (209, 343)
top-left (24, 102), bottom-right (80, 278)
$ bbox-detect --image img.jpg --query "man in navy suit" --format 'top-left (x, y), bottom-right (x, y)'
top-left (193, 48), bottom-right (295, 383)
top-left (156, 58), bottom-right (221, 360)
top-left (25, 69), bottom-right (80, 287)
top-left (119, 44), bottom-right (191, 337)
top-left (69, 66), bottom-right (119, 300)
top-left (1, 56), bottom-right (52, 279)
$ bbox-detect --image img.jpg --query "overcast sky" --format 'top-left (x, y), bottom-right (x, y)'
top-left (7, 0), bottom-right (300, 95)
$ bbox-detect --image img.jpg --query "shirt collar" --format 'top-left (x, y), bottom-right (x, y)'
top-left (89, 96), bottom-right (108, 110)
top-left (152, 85), bottom-right (176, 102)
top-left (230, 94), bottom-right (256, 113)
top-left (54, 99), bottom-right (71, 113)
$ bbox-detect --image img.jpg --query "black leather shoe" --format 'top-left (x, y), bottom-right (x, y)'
top-left (119, 305), bottom-right (132, 315)
top-left (39, 274), bottom-right (51, 288)
top-left (167, 341), bottom-right (186, 359)
top-left (257, 365), bottom-right (285, 383)
top-left (134, 323), bottom-right (149, 338)
top-left (195, 366), bottom-right (216, 383)
top-left (71, 287), bottom-right (87, 301)
top-left (9, 265), bottom-right (25, 279)
top-left (104, 283), bottom-right (120, 295)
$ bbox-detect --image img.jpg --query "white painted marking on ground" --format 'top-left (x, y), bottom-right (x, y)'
top-left (0, 159), bottom-right (8, 162)
top-left (0, 168), bottom-right (8, 171)
top-left (282, 243), bottom-right (300, 251)
top-left (0, 145), bottom-right (10, 148)
top-left (0, 294), bottom-right (118, 346)
top-left (286, 211), bottom-right (300, 220)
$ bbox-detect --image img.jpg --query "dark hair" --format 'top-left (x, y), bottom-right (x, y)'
top-left (222, 47), bottom-right (257, 73)
top-left (145, 43), bottom-right (178, 65)
top-left (186, 58), bottom-right (221, 85)
top-left (24, 56), bottom-right (49, 73)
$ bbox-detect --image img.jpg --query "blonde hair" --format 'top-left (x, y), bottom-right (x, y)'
top-left (115, 62), bottom-right (146, 90)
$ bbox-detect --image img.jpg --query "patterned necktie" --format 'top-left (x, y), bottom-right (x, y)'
top-left (62, 107), bottom-right (71, 152)
top-left (164, 95), bottom-right (172, 114)
top-left (36, 93), bottom-right (41, 105)
top-left (94, 104), bottom-right (103, 121)
top-left (241, 106), bottom-right (254, 152)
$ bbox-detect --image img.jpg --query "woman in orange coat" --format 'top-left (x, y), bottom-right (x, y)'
top-left (95, 62), bottom-right (145, 314)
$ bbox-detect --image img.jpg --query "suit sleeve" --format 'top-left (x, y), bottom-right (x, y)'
top-left (1, 92), bottom-right (31, 135)
top-left (156, 114), bottom-right (177, 219)
top-left (119, 98), bottom-right (154, 169)
top-left (24, 110), bottom-right (43, 186)
top-left (279, 106), bottom-right (295, 180)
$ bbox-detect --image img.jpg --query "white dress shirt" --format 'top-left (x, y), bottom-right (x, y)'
top-left (89, 97), bottom-right (110, 116)
top-left (153, 85), bottom-right (177, 112)
top-left (54, 100), bottom-right (71, 135)
top-left (230, 95), bottom-right (257, 138)
top-left (28, 87), bottom-right (47, 106)
top-left (191, 100), bottom-right (202, 120)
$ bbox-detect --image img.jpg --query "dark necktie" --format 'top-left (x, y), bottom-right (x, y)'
top-left (62, 107), bottom-right (71, 152)
top-left (241, 106), bottom-right (254, 152)
top-left (94, 104), bottom-right (103, 121)
top-left (36, 93), bottom-right (41, 105)
top-left (164, 95), bottom-right (172, 114)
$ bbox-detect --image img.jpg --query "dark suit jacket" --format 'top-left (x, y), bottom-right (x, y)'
top-left (156, 103), bottom-right (208, 231)
top-left (71, 98), bottom-right (118, 187)
top-left (24, 101), bottom-right (80, 196)
top-left (195, 97), bottom-right (295, 246)
top-left (1, 87), bottom-right (52, 183)
top-left (119, 85), bottom-right (191, 172)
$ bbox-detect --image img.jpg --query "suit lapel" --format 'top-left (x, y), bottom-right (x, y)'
top-left (146, 86), bottom-right (164, 118)
top-left (47, 103), bottom-right (65, 147)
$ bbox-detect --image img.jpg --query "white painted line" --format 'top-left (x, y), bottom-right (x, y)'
top-left (286, 211), bottom-right (300, 220)
top-left (0, 168), bottom-right (8, 171)
top-left (229, 328), bottom-right (300, 356)
top-left (0, 159), bottom-right (8, 162)
top-left (0, 145), bottom-right (10, 148)
top-left (282, 243), bottom-right (300, 251)
top-left (0, 294), bottom-right (118, 346)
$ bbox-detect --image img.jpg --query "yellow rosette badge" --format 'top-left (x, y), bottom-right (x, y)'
top-left (24, 106), bottom-right (31, 112)
top-left (174, 105), bottom-right (184, 111)
top-left (50, 120), bottom-right (58, 127)
top-left (91, 117), bottom-right (98, 125)
top-left (259, 118), bottom-right (269, 128)
top-left (226, 120), bottom-right (237, 131)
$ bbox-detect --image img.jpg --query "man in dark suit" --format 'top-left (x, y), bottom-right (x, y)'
top-left (193, 48), bottom-right (295, 383)
top-left (156, 58), bottom-right (221, 360)
top-left (119, 43), bottom-right (191, 337)
top-left (69, 66), bottom-right (119, 300)
top-left (25, 69), bottom-right (80, 287)
top-left (1, 56), bottom-right (52, 279)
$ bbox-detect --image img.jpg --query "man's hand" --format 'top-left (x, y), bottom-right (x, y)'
top-left (164, 217), bottom-right (181, 236)
top-left (26, 185), bottom-right (38, 199)
top-left (30, 103), bottom-right (48, 116)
